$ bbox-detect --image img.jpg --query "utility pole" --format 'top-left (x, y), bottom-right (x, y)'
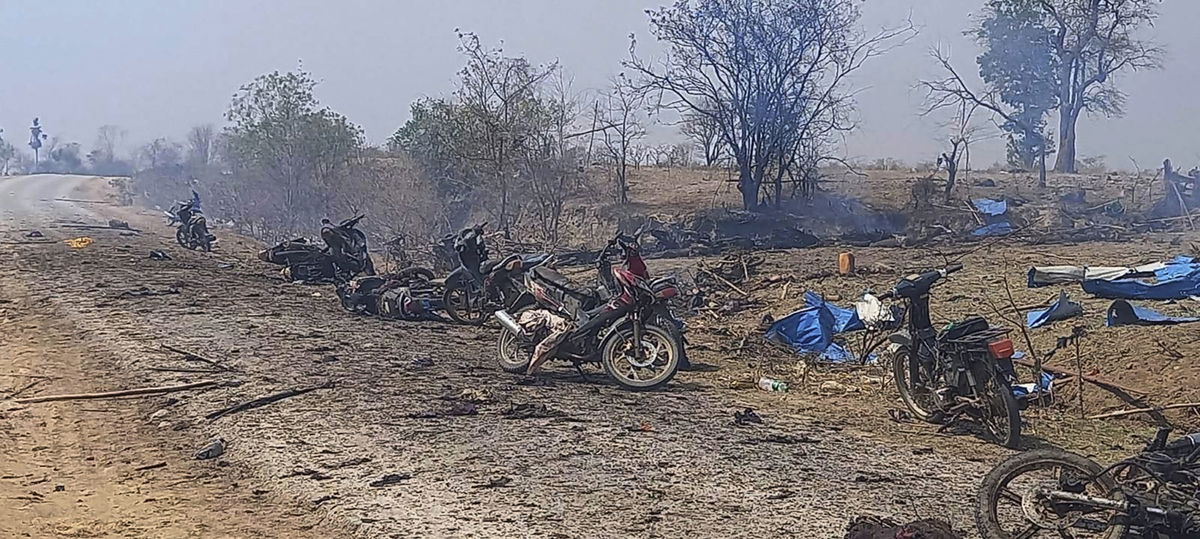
top-left (29, 118), bottom-right (44, 167)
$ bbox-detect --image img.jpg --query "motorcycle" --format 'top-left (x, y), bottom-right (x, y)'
top-left (879, 264), bottom-right (1022, 448)
top-left (321, 215), bottom-right (376, 277)
top-left (976, 427), bottom-right (1200, 538)
top-left (335, 267), bottom-right (440, 318)
top-left (257, 216), bottom-right (377, 284)
top-left (441, 223), bottom-right (550, 325)
top-left (490, 233), bottom-right (682, 391)
top-left (166, 199), bottom-right (215, 252)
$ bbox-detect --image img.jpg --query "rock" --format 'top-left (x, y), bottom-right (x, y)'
top-left (149, 409), bottom-right (169, 420)
top-left (194, 438), bottom-right (226, 460)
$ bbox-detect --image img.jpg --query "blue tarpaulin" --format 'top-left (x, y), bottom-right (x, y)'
top-left (971, 198), bottom-right (1012, 237)
top-left (1082, 256), bottom-right (1200, 300)
top-left (1012, 371), bottom-right (1055, 398)
top-left (1106, 299), bottom-right (1200, 327)
top-left (1026, 291), bottom-right (1083, 329)
top-left (765, 292), bottom-right (865, 362)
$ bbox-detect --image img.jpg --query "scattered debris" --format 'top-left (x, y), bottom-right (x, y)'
top-left (161, 344), bottom-right (233, 371)
top-left (25, 230), bottom-right (43, 238)
top-left (194, 438), bottom-right (226, 460)
top-left (206, 382), bottom-right (334, 421)
top-left (733, 408), bottom-right (763, 426)
top-left (107, 219), bottom-right (131, 230)
top-left (1026, 291), bottom-right (1083, 328)
top-left (119, 286), bottom-right (180, 297)
top-left (472, 476), bottom-right (512, 489)
top-left (410, 356), bottom-right (434, 368)
top-left (763, 433), bottom-right (819, 444)
top-left (134, 462), bottom-right (168, 472)
top-left (888, 409), bottom-right (913, 423)
top-left (1106, 299), bottom-right (1200, 327)
top-left (15, 380), bottom-right (219, 404)
top-left (64, 236), bottom-right (93, 249)
top-left (369, 473), bottom-right (411, 488)
top-left (845, 516), bottom-right (963, 539)
top-left (503, 402), bottom-right (565, 420)
top-left (149, 250), bottom-right (172, 260)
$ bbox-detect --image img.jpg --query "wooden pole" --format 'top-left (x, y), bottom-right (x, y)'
top-left (15, 380), bottom-right (218, 404)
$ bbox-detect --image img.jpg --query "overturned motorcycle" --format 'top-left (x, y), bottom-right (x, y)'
top-left (976, 427), bottom-right (1200, 538)
top-left (257, 215), bottom-right (376, 284)
top-left (491, 245), bottom-right (682, 391)
top-left (335, 267), bottom-right (443, 320)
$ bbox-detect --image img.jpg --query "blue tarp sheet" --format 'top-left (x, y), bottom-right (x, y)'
top-left (971, 198), bottom-right (1012, 237)
top-left (1106, 299), bottom-right (1200, 327)
top-left (1026, 291), bottom-right (1083, 329)
top-left (1082, 256), bottom-right (1200, 300)
top-left (764, 292), bottom-right (865, 362)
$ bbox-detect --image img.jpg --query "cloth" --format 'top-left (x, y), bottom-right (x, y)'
top-left (518, 310), bottom-right (572, 373)
top-left (1028, 263), bottom-right (1165, 287)
top-left (1106, 299), bottom-right (1200, 327)
top-left (1026, 291), bottom-right (1083, 328)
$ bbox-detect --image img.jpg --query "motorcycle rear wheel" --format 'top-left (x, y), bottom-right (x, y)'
top-left (976, 449), bottom-right (1125, 539)
top-left (976, 364), bottom-right (1022, 449)
top-left (601, 324), bottom-right (679, 391)
top-left (175, 227), bottom-right (189, 248)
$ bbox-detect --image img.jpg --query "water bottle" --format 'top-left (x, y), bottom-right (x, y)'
top-left (757, 377), bottom-right (789, 392)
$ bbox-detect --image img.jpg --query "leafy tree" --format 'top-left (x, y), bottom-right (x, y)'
top-left (977, 0), bottom-right (1162, 173)
top-left (975, 0), bottom-right (1058, 170)
top-left (224, 68), bottom-right (364, 232)
top-left (626, 0), bottom-right (913, 209)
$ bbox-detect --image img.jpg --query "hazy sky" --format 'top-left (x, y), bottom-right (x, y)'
top-left (2, 0), bottom-right (1197, 169)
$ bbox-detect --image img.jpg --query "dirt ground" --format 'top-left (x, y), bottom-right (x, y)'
top-left (1, 173), bottom-right (1183, 538)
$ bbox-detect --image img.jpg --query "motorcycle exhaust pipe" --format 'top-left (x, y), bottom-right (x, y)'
top-left (493, 310), bottom-right (526, 339)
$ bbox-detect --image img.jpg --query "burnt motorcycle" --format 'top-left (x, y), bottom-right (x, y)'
top-left (976, 427), bottom-right (1200, 538)
top-left (491, 235), bottom-right (682, 391)
top-left (880, 264), bottom-right (1022, 448)
top-left (321, 214), bottom-right (375, 277)
top-left (441, 223), bottom-right (550, 325)
top-left (257, 216), bottom-right (377, 284)
top-left (166, 199), bottom-right (215, 252)
top-left (335, 267), bottom-right (440, 318)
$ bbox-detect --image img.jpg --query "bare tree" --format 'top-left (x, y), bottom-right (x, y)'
top-left (92, 125), bottom-right (124, 163)
top-left (680, 101), bottom-right (723, 167)
top-left (186, 124), bottom-right (216, 168)
top-left (595, 77), bottom-right (644, 204)
top-left (626, 0), bottom-right (914, 209)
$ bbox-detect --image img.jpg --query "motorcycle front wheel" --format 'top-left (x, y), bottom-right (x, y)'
top-left (601, 324), bottom-right (679, 391)
top-left (976, 449), bottom-right (1125, 539)
top-left (175, 227), bottom-right (189, 249)
top-left (442, 281), bottom-right (487, 325)
top-left (496, 324), bottom-right (532, 374)
top-left (891, 346), bottom-right (941, 423)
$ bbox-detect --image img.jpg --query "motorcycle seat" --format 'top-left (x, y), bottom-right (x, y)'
top-left (480, 259), bottom-right (501, 274)
top-left (532, 266), bottom-right (595, 299)
top-left (938, 316), bottom-right (989, 342)
top-left (522, 253), bottom-right (551, 268)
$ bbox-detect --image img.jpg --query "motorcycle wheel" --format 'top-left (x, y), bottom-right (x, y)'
top-left (395, 267), bottom-right (435, 287)
top-left (976, 363), bottom-right (1023, 449)
top-left (443, 281), bottom-right (486, 326)
top-left (496, 324), bottom-right (532, 374)
top-left (891, 346), bottom-right (941, 423)
top-left (175, 227), bottom-right (189, 248)
top-left (976, 449), bottom-right (1125, 539)
top-left (601, 324), bottom-right (679, 391)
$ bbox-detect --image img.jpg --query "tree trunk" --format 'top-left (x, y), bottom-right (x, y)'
top-left (1038, 147), bottom-right (1048, 188)
top-left (738, 170), bottom-right (758, 210)
top-left (1054, 108), bottom-right (1079, 173)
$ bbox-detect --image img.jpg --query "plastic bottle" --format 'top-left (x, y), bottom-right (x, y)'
top-left (757, 377), bottom-right (789, 392)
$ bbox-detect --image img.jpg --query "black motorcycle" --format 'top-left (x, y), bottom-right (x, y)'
top-left (321, 215), bottom-right (375, 277)
top-left (166, 200), bottom-right (215, 252)
top-left (492, 241), bottom-right (682, 391)
top-left (257, 216), bottom-right (377, 284)
top-left (879, 264), bottom-right (1022, 448)
top-left (977, 427), bottom-right (1200, 538)
top-left (441, 223), bottom-right (549, 325)
top-left (335, 267), bottom-right (438, 316)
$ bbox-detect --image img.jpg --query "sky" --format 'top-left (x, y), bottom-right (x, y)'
top-left (2, 0), bottom-right (1197, 169)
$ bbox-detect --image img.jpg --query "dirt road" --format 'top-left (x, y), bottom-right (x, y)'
top-left (0, 175), bottom-right (1005, 538)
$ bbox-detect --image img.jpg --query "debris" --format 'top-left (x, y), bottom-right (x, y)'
top-left (25, 230), bottom-right (43, 238)
top-left (733, 408), bottom-right (763, 426)
top-left (819, 380), bottom-right (859, 394)
top-left (148, 250), bottom-right (172, 260)
top-left (765, 292), bottom-right (867, 362)
top-left (837, 251), bottom-right (855, 275)
top-left (194, 438), bottom-right (226, 460)
top-left (1026, 291), bottom-right (1083, 328)
top-left (134, 462), bottom-right (168, 472)
top-left (107, 219), bottom-right (130, 230)
top-left (756, 377), bottom-right (788, 392)
top-left (369, 473), bottom-right (411, 488)
top-left (763, 433), bottom-right (819, 444)
top-left (887, 409), bottom-right (912, 423)
top-left (410, 356), bottom-right (434, 368)
top-left (119, 286), bottom-right (179, 297)
top-left (9, 379), bottom-right (45, 399)
top-left (160, 344), bottom-right (232, 371)
top-left (206, 382), bottom-right (334, 421)
top-left (64, 236), bottom-right (93, 249)
top-left (1106, 299), bottom-right (1200, 326)
top-left (503, 402), bottom-right (565, 420)
top-left (15, 380), bottom-right (219, 404)
top-left (1081, 255), bottom-right (1200, 300)
top-left (845, 516), bottom-right (963, 539)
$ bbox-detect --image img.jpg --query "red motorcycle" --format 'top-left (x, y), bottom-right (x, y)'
top-left (491, 232), bottom-right (682, 391)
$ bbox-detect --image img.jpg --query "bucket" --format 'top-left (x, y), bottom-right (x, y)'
top-left (838, 252), bottom-right (855, 275)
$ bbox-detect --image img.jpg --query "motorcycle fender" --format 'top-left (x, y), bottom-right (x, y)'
top-left (887, 330), bottom-right (912, 352)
